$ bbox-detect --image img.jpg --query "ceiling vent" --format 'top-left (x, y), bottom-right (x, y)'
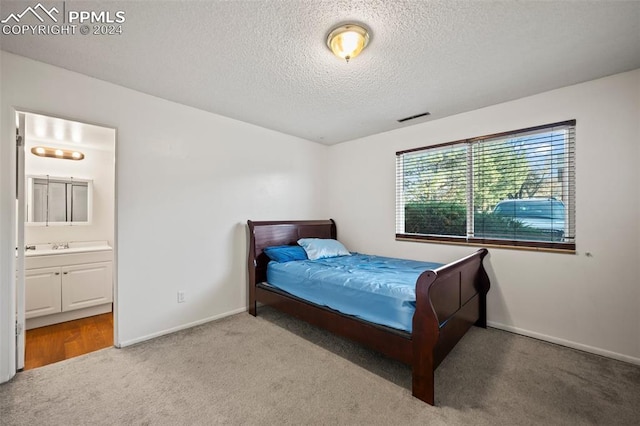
top-left (397, 112), bottom-right (431, 123)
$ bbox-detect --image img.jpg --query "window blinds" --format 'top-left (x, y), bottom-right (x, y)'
top-left (396, 120), bottom-right (576, 251)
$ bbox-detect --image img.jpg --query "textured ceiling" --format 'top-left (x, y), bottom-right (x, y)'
top-left (2, 0), bottom-right (640, 145)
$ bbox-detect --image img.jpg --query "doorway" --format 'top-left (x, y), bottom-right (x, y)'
top-left (16, 111), bottom-right (117, 370)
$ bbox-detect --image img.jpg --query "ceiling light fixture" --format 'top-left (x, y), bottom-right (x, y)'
top-left (31, 146), bottom-right (85, 161)
top-left (326, 24), bottom-right (370, 63)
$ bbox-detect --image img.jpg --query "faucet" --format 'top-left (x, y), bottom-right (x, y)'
top-left (25, 245), bottom-right (36, 251)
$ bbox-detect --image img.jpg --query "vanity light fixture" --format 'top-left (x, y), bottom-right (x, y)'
top-left (326, 24), bottom-right (370, 62)
top-left (31, 146), bottom-right (85, 161)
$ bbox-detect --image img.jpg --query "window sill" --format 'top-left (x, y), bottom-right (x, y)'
top-left (395, 234), bottom-right (576, 254)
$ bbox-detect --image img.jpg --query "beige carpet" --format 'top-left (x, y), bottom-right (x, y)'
top-left (2, 307), bottom-right (639, 425)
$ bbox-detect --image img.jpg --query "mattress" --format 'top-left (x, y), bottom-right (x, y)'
top-left (266, 253), bottom-right (443, 333)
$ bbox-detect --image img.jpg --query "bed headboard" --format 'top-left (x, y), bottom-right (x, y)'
top-left (247, 219), bottom-right (337, 286)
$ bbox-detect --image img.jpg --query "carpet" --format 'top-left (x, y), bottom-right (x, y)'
top-left (1, 307), bottom-right (639, 425)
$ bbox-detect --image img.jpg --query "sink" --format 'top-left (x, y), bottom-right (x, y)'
top-left (25, 240), bottom-right (112, 257)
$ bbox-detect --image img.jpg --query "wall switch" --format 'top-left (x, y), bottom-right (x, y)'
top-left (177, 291), bottom-right (186, 303)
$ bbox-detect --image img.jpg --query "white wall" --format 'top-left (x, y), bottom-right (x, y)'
top-left (0, 51), bottom-right (328, 382)
top-left (24, 131), bottom-right (115, 246)
top-left (328, 69), bottom-right (640, 364)
top-left (1, 52), bottom-right (637, 387)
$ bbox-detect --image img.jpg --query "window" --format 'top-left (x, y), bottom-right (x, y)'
top-left (396, 120), bottom-right (575, 252)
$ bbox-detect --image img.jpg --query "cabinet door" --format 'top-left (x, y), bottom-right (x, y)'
top-left (25, 267), bottom-right (62, 319)
top-left (61, 262), bottom-right (113, 312)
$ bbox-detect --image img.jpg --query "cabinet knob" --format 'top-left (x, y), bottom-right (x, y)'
top-left (54, 272), bottom-right (60, 275)
top-left (63, 272), bottom-right (68, 275)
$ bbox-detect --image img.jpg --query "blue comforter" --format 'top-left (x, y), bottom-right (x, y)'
top-left (266, 254), bottom-right (443, 332)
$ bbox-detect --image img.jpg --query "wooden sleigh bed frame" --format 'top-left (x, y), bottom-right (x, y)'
top-left (247, 219), bottom-right (490, 405)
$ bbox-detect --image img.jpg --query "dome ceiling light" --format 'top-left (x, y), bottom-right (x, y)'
top-left (326, 24), bottom-right (370, 63)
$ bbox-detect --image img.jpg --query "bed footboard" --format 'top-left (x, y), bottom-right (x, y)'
top-left (411, 248), bottom-right (490, 404)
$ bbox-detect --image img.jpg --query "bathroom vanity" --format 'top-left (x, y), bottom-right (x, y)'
top-left (25, 241), bottom-right (113, 330)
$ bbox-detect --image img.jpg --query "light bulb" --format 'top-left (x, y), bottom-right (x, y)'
top-left (327, 24), bottom-right (370, 62)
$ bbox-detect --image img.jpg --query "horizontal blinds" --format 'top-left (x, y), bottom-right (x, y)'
top-left (396, 121), bottom-right (576, 250)
top-left (397, 144), bottom-right (468, 237)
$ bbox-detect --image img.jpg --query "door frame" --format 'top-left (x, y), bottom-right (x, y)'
top-left (1, 107), bottom-right (19, 382)
top-left (15, 112), bottom-right (25, 370)
top-left (2, 108), bottom-right (119, 380)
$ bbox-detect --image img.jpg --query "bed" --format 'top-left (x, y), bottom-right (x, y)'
top-left (247, 219), bottom-right (490, 405)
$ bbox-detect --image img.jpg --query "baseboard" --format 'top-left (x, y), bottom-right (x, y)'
top-left (26, 304), bottom-right (112, 330)
top-left (487, 321), bottom-right (640, 366)
top-left (117, 307), bottom-right (248, 348)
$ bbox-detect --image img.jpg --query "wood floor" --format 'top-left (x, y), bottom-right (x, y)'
top-left (24, 312), bottom-right (113, 370)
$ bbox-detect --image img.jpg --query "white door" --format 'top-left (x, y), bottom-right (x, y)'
top-left (15, 112), bottom-right (26, 370)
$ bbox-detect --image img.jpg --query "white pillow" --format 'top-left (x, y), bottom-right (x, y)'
top-left (297, 238), bottom-right (351, 260)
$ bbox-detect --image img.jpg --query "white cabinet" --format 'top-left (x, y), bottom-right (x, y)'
top-left (25, 249), bottom-right (113, 329)
top-left (25, 267), bottom-right (62, 319)
top-left (62, 262), bottom-right (113, 312)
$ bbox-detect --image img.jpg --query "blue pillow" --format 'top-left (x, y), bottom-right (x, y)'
top-left (297, 238), bottom-right (351, 261)
top-left (263, 245), bottom-right (308, 263)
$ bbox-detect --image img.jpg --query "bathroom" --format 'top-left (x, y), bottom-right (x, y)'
top-left (19, 112), bottom-right (116, 369)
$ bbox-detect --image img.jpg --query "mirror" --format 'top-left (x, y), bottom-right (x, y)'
top-left (26, 175), bottom-right (93, 226)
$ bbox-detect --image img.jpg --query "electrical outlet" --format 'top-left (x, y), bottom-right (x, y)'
top-left (177, 291), bottom-right (186, 303)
